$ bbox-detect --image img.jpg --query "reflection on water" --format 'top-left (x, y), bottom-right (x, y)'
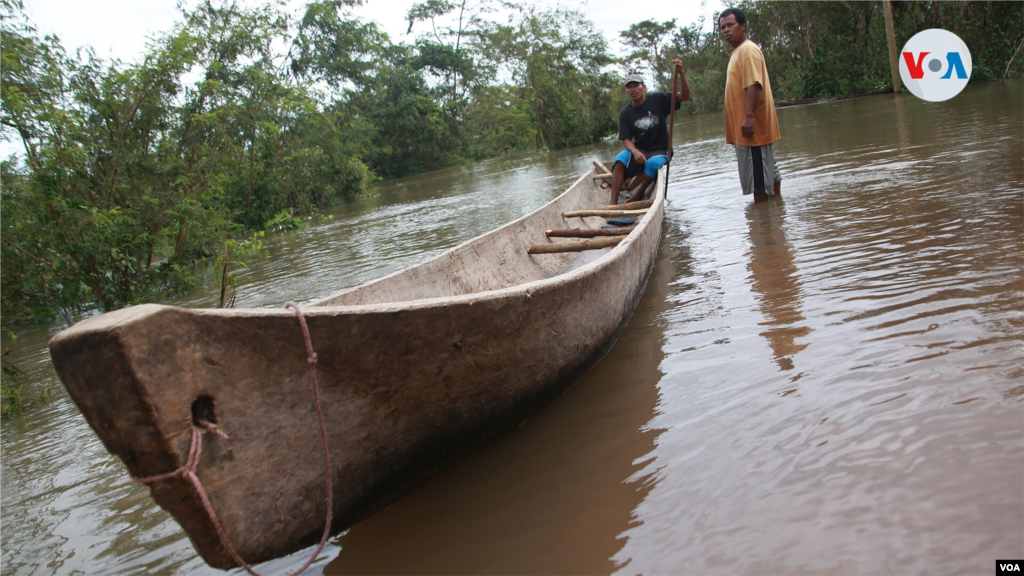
top-left (2, 80), bottom-right (1023, 575)
top-left (746, 201), bottom-right (811, 370)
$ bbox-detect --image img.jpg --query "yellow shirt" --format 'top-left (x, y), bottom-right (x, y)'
top-left (724, 40), bottom-right (780, 147)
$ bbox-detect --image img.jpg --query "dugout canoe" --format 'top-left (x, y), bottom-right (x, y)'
top-left (48, 165), bottom-right (667, 570)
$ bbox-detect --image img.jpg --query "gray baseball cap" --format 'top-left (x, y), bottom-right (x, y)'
top-left (623, 74), bottom-right (644, 86)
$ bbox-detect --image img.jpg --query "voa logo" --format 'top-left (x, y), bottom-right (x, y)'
top-left (899, 28), bottom-right (972, 102)
top-left (998, 560), bottom-right (1024, 574)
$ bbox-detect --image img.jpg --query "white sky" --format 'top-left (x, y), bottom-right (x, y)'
top-left (21, 0), bottom-right (721, 63)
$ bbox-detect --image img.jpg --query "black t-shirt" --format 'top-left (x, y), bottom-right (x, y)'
top-left (617, 91), bottom-right (679, 152)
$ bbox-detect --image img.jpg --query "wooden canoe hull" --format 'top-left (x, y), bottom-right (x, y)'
top-left (48, 168), bottom-right (666, 568)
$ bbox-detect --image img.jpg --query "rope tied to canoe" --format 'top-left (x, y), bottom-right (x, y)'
top-left (133, 302), bottom-right (333, 576)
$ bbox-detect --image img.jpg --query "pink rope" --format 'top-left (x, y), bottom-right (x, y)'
top-left (134, 302), bottom-right (333, 576)
top-left (196, 418), bottom-right (231, 441)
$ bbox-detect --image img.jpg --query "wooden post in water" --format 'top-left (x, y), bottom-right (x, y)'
top-left (883, 0), bottom-right (902, 93)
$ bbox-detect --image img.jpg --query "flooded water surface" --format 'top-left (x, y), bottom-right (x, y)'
top-left (2, 80), bottom-right (1022, 575)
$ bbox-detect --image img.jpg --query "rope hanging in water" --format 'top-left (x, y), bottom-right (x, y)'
top-left (134, 302), bottom-right (333, 576)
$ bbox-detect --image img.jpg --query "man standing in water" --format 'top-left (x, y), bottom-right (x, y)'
top-left (609, 59), bottom-right (690, 205)
top-left (720, 8), bottom-right (782, 202)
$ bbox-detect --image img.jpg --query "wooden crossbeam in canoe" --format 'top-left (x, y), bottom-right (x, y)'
top-left (528, 236), bottom-right (624, 254)
top-left (545, 226), bottom-right (635, 238)
top-left (592, 170), bottom-right (642, 192)
top-left (562, 208), bottom-right (648, 219)
top-left (560, 200), bottom-right (651, 218)
top-left (593, 173), bottom-right (642, 186)
top-left (607, 199), bottom-right (653, 210)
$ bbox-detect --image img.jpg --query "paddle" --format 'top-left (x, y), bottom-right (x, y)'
top-left (666, 60), bottom-right (680, 196)
top-left (669, 64), bottom-right (679, 158)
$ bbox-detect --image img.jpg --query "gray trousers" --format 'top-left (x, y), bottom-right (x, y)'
top-left (735, 143), bottom-right (782, 196)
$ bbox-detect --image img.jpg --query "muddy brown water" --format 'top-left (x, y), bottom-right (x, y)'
top-left (2, 80), bottom-right (1022, 575)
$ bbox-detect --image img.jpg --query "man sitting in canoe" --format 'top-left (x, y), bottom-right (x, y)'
top-left (609, 59), bottom-right (690, 205)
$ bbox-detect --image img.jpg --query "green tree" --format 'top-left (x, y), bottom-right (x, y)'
top-left (478, 6), bottom-right (619, 150)
top-left (290, 0), bottom-right (389, 87)
top-left (663, 7), bottom-right (731, 115)
top-left (621, 19), bottom-right (678, 91)
top-left (461, 85), bottom-right (538, 158)
top-left (406, 0), bottom-right (493, 107)
top-left (0, 0), bottom-right (374, 321)
top-left (346, 55), bottom-right (460, 179)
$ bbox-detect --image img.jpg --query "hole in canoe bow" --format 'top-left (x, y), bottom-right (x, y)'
top-left (191, 395), bottom-right (218, 427)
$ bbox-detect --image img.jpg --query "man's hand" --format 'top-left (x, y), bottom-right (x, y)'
top-left (632, 150), bottom-right (648, 164)
top-left (742, 83), bottom-right (762, 139)
top-left (671, 57), bottom-right (691, 103)
top-left (741, 113), bottom-right (755, 138)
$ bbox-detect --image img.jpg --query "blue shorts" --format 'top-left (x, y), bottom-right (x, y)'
top-left (614, 149), bottom-right (669, 179)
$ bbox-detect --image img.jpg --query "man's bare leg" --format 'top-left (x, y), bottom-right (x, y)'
top-left (609, 162), bottom-right (626, 205)
top-left (753, 182), bottom-right (780, 203)
top-left (624, 174), bottom-right (654, 204)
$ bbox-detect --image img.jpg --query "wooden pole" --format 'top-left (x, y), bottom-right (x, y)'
top-left (219, 244), bottom-right (229, 308)
top-left (528, 236), bottom-right (624, 254)
top-left (601, 173), bottom-right (641, 187)
top-left (665, 61), bottom-right (680, 198)
top-left (883, 0), bottom-right (902, 93)
top-left (622, 175), bottom-right (642, 191)
top-left (562, 208), bottom-right (648, 218)
top-left (601, 199), bottom-right (653, 210)
top-left (595, 174), bottom-right (652, 192)
top-left (592, 160), bottom-right (611, 174)
top-left (546, 227), bottom-right (636, 238)
top-left (668, 64), bottom-right (679, 157)
top-left (565, 198), bottom-right (652, 211)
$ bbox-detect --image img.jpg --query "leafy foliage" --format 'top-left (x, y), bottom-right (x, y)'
top-left (729, 0), bottom-right (1024, 100)
top-left (475, 6), bottom-right (619, 150)
top-left (670, 0), bottom-right (1024, 110)
top-left (621, 19), bottom-right (678, 91)
top-left (0, 347), bottom-right (28, 418)
top-left (213, 231), bottom-right (266, 308)
top-left (0, 336), bottom-right (50, 419)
